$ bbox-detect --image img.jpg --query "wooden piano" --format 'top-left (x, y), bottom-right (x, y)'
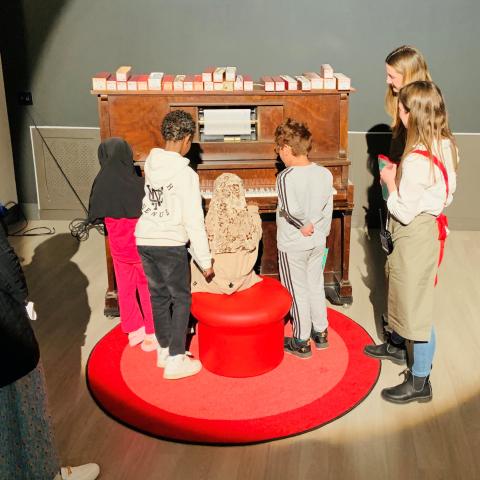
top-left (92, 86), bottom-right (354, 316)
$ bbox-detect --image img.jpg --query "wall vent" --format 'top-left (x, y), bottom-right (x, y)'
top-left (30, 126), bottom-right (100, 219)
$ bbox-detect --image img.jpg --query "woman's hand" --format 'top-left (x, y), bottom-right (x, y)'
top-left (380, 163), bottom-right (397, 193)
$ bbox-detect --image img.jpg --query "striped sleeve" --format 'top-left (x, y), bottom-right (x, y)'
top-left (276, 169), bottom-right (306, 229)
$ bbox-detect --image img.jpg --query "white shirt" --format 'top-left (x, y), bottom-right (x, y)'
top-left (135, 148), bottom-right (211, 269)
top-left (387, 139), bottom-right (457, 225)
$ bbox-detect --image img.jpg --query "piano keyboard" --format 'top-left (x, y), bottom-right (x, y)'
top-left (201, 187), bottom-right (337, 199)
top-left (201, 188), bottom-right (276, 199)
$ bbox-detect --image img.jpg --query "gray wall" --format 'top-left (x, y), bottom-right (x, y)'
top-left (0, 53), bottom-right (17, 204)
top-left (1, 1), bottom-right (479, 213)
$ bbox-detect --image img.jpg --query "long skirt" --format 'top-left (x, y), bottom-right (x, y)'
top-left (386, 213), bottom-right (439, 341)
top-left (0, 362), bottom-right (59, 480)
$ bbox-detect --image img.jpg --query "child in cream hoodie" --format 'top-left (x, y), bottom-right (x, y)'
top-left (136, 110), bottom-right (213, 380)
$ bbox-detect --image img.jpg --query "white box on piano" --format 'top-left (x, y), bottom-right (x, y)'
top-left (106, 79), bottom-right (117, 90)
top-left (162, 75), bottom-right (174, 91)
top-left (204, 80), bottom-right (214, 91)
top-left (213, 67), bottom-right (226, 82)
top-left (92, 72), bottom-right (110, 91)
top-left (183, 75), bottom-right (194, 91)
top-left (116, 66), bottom-right (132, 82)
top-left (262, 76), bottom-right (275, 92)
top-left (116, 81), bottom-right (127, 91)
top-left (320, 64), bottom-right (334, 78)
top-left (322, 77), bottom-right (336, 89)
top-left (281, 75), bottom-right (298, 90)
top-left (334, 73), bottom-right (351, 90)
top-left (127, 76), bottom-right (139, 91)
top-left (173, 74), bottom-right (185, 91)
top-left (136, 75), bottom-right (149, 90)
top-left (225, 66), bottom-right (237, 82)
top-left (304, 72), bottom-right (324, 89)
top-left (295, 76), bottom-right (311, 91)
top-left (243, 75), bottom-right (253, 91)
top-left (222, 81), bottom-right (234, 91)
top-left (213, 82), bottom-right (224, 91)
top-left (202, 67), bottom-right (215, 82)
top-left (148, 72), bottom-right (164, 90)
top-left (234, 75), bottom-right (244, 91)
top-left (272, 76), bottom-right (286, 91)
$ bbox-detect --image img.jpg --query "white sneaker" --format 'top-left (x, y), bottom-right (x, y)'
top-left (156, 346), bottom-right (170, 368)
top-left (57, 463), bottom-right (100, 480)
top-left (163, 354), bottom-right (202, 379)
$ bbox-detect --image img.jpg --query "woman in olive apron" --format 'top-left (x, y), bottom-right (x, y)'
top-left (369, 81), bottom-right (458, 403)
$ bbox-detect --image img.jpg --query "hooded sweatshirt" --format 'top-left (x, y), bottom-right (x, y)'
top-left (135, 148), bottom-right (212, 270)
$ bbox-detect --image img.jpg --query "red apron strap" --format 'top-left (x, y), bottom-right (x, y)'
top-left (412, 149), bottom-right (449, 199)
top-left (412, 149), bottom-right (449, 286)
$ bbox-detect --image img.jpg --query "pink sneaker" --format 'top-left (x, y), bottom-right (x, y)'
top-left (141, 333), bottom-right (159, 352)
top-left (128, 326), bottom-right (145, 347)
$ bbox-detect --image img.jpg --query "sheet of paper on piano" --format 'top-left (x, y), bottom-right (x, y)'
top-left (203, 109), bottom-right (251, 136)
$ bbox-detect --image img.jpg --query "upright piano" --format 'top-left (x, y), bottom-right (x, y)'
top-left (92, 86), bottom-right (354, 315)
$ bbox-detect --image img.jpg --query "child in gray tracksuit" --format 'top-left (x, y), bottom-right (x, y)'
top-left (274, 118), bottom-right (333, 358)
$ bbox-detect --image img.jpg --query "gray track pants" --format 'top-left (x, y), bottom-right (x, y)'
top-left (278, 246), bottom-right (328, 341)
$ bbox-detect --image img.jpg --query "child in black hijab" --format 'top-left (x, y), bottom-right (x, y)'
top-left (89, 137), bottom-right (157, 351)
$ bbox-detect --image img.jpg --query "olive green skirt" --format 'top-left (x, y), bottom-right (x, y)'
top-left (386, 214), bottom-right (439, 341)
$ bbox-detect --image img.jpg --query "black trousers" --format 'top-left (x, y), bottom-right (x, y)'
top-left (138, 245), bottom-right (191, 356)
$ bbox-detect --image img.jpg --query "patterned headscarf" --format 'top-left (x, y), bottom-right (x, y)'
top-left (205, 173), bottom-right (262, 254)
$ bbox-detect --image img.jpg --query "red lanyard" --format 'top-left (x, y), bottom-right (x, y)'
top-left (412, 149), bottom-right (449, 285)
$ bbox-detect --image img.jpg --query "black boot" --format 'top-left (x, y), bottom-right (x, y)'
top-left (363, 341), bottom-right (406, 365)
top-left (381, 369), bottom-right (432, 404)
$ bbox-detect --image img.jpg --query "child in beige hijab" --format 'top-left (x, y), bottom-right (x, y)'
top-left (191, 173), bottom-right (263, 294)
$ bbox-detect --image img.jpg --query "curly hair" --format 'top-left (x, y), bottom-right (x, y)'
top-left (161, 110), bottom-right (196, 141)
top-left (274, 118), bottom-right (312, 156)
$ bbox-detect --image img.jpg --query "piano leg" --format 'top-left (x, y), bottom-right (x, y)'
top-left (324, 210), bottom-right (353, 306)
top-left (258, 213), bottom-right (278, 276)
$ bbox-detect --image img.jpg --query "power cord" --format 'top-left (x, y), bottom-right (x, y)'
top-left (68, 218), bottom-right (104, 241)
top-left (3, 201), bottom-right (55, 237)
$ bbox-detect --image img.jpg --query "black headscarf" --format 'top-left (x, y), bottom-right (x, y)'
top-left (88, 137), bottom-right (145, 222)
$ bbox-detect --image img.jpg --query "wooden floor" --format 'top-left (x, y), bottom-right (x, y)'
top-left (11, 222), bottom-right (480, 480)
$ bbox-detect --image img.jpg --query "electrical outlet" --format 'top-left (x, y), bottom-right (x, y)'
top-left (18, 91), bottom-right (33, 105)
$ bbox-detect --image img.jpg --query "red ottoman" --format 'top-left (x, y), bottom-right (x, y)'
top-left (191, 277), bottom-right (292, 378)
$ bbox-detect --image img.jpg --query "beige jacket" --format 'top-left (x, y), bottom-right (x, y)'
top-left (191, 206), bottom-right (262, 294)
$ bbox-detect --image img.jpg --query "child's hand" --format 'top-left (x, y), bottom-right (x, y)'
top-left (300, 223), bottom-right (314, 237)
top-left (380, 163), bottom-right (397, 186)
top-left (203, 267), bottom-right (215, 283)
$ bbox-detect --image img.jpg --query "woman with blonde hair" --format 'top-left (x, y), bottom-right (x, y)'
top-left (191, 173), bottom-right (263, 294)
top-left (365, 46), bottom-right (434, 365)
top-left (368, 81), bottom-right (458, 404)
top-left (384, 45), bottom-right (432, 162)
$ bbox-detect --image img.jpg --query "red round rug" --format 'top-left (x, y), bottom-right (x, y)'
top-left (86, 308), bottom-right (380, 444)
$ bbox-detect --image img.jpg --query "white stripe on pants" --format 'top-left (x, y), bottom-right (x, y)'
top-left (278, 246), bottom-right (328, 341)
